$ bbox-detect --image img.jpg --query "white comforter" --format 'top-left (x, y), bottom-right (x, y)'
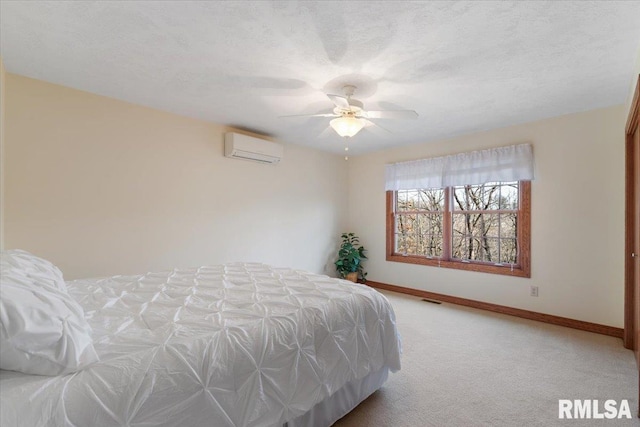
top-left (0, 263), bottom-right (401, 427)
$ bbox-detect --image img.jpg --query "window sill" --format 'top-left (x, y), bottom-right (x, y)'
top-left (386, 253), bottom-right (530, 278)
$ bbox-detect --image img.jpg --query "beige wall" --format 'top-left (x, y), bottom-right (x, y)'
top-left (348, 106), bottom-right (626, 327)
top-left (4, 74), bottom-right (348, 279)
top-left (3, 71), bottom-right (632, 327)
top-left (0, 58), bottom-right (5, 250)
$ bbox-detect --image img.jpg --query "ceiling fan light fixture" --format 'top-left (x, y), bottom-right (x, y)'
top-left (330, 116), bottom-right (365, 137)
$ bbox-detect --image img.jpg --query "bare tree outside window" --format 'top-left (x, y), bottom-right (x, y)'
top-left (388, 181), bottom-right (530, 277)
top-left (395, 188), bottom-right (444, 257)
top-left (451, 182), bottom-right (518, 264)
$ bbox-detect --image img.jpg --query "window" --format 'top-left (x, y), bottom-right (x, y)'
top-left (386, 181), bottom-right (531, 277)
top-left (385, 143), bottom-right (534, 277)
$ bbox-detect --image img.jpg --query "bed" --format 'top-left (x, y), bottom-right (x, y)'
top-left (0, 257), bottom-right (401, 427)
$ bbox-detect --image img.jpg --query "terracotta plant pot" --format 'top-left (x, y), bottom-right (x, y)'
top-left (345, 272), bottom-right (358, 283)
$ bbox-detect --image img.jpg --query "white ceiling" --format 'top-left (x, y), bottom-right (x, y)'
top-left (1, 1), bottom-right (640, 156)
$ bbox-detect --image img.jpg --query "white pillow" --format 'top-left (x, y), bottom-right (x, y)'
top-left (0, 250), bottom-right (99, 375)
top-left (2, 249), bottom-right (67, 292)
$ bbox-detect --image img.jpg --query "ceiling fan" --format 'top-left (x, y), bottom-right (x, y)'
top-left (281, 85), bottom-right (418, 138)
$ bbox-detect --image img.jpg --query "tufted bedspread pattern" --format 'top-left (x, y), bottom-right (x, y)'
top-left (0, 263), bottom-right (401, 427)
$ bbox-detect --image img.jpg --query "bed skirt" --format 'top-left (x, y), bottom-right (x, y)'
top-left (285, 365), bottom-right (390, 427)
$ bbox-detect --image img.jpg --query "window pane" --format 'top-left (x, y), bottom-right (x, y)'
top-left (472, 238), bottom-right (484, 261)
top-left (428, 213), bottom-right (443, 235)
top-left (467, 186), bottom-right (483, 210)
top-left (418, 189), bottom-right (445, 211)
top-left (452, 213), bottom-right (469, 237)
top-left (479, 237), bottom-right (500, 262)
top-left (465, 237), bottom-right (497, 262)
top-left (417, 233), bottom-right (443, 257)
top-left (399, 213), bottom-right (444, 257)
top-left (415, 231), bottom-right (425, 255)
top-left (395, 233), bottom-right (408, 253)
top-left (429, 235), bottom-right (443, 257)
top-left (427, 215), bottom-right (444, 257)
top-left (454, 213), bottom-right (498, 239)
top-left (397, 231), bottom-right (418, 254)
top-left (461, 237), bottom-right (475, 261)
top-left (453, 234), bottom-right (504, 263)
top-left (484, 184), bottom-right (500, 210)
top-left (396, 214), bottom-right (409, 235)
top-left (417, 190), bottom-right (428, 210)
top-left (492, 238), bottom-right (502, 262)
top-left (459, 237), bottom-right (479, 261)
top-left (499, 182), bottom-right (519, 210)
top-left (469, 213), bottom-right (482, 236)
top-left (499, 238), bottom-right (517, 264)
top-left (469, 213), bottom-right (495, 238)
top-left (405, 214), bottom-right (417, 234)
top-left (406, 190), bottom-right (419, 210)
top-left (422, 214), bottom-right (442, 234)
top-left (416, 214), bottom-right (425, 253)
top-left (396, 191), bottom-right (408, 211)
top-left (500, 213), bottom-right (517, 239)
top-left (417, 214), bottom-right (434, 237)
top-left (454, 183), bottom-right (511, 212)
top-left (451, 235), bottom-right (469, 260)
top-left (453, 187), bottom-right (468, 210)
top-left (450, 186), bottom-right (520, 264)
top-left (480, 214), bottom-right (500, 238)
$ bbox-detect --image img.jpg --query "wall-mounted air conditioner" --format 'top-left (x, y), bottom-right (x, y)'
top-left (224, 132), bottom-right (283, 164)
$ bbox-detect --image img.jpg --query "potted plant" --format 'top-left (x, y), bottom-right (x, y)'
top-left (335, 232), bottom-right (367, 283)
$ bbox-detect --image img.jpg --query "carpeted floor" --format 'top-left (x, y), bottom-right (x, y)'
top-left (334, 291), bottom-right (639, 426)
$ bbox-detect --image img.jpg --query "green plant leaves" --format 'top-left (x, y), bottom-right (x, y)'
top-left (335, 232), bottom-right (367, 282)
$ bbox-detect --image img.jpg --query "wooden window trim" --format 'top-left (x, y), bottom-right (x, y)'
top-left (386, 181), bottom-right (531, 278)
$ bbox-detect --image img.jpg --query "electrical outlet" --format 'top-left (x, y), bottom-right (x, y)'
top-left (530, 286), bottom-right (539, 297)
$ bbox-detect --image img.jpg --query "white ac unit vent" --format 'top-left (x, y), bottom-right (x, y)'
top-left (224, 132), bottom-right (283, 164)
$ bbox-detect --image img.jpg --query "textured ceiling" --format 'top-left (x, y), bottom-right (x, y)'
top-left (1, 1), bottom-right (640, 155)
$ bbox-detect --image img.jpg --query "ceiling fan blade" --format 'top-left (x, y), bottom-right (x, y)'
top-left (279, 113), bottom-right (339, 118)
top-left (317, 126), bottom-right (335, 139)
top-left (362, 119), bottom-right (392, 136)
top-left (327, 94), bottom-right (350, 109)
top-left (364, 110), bottom-right (418, 120)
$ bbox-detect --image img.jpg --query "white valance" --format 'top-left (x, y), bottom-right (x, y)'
top-left (384, 143), bottom-right (535, 191)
